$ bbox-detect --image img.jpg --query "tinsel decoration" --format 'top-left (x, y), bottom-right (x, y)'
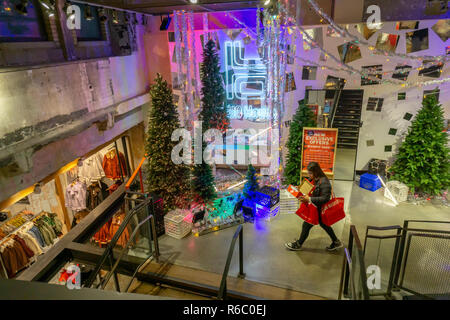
top-left (173, 11), bottom-right (187, 126)
top-left (306, 0), bottom-right (449, 63)
top-left (189, 11), bottom-right (201, 110)
top-left (256, 5), bottom-right (261, 49)
top-left (202, 12), bottom-right (209, 47)
top-left (182, 11), bottom-right (194, 127)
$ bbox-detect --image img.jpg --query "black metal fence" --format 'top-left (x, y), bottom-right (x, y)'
top-left (339, 225), bottom-right (370, 300)
top-left (340, 220), bottom-right (450, 300)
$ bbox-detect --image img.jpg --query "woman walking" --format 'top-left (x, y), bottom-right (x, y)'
top-left (285, 162), bottom-right (343, 251)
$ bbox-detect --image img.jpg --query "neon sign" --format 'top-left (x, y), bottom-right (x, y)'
top-left (224, 41), bottom-right (270, 121)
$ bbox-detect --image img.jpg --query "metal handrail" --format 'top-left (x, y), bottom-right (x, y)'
top-left (126, 157), bottom-right (146, 193)
top-left (330, 84), bottom-right (344, 128)
top-left (339, 225), bottom-right (370, 300)
top-left (83, 198), bottom-right (153, 288)
top-left (99, 212), bottom-right (158, 290)
top-left (218, 225), bottom-right (245, 300)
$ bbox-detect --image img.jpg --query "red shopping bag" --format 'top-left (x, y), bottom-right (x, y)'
top-left (295, 202), bottom-right (319, 225)
top-left (321, 196), bottom-right (345, 226)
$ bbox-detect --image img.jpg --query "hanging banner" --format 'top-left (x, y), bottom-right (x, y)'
top-left (300, 128), bottom-right (338, 178)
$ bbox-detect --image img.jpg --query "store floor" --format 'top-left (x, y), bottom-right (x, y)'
top-left (334, 148), bottom-right (357, 180)
top-left (157, 181), bottom-right (353, 300)
top-left (157, 180), bottom-right (449, 299)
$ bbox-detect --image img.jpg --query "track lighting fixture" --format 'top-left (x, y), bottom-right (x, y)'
top-left (39, 0), bottom-right (55, 16)
top-left (84, 5), bottom-right (93, 21)
top-left (124, 12), bottom-right (129, 23)
top-left (133, 12), bottom-right (138, 24)
top-left (112, 9), bottom-right (119, 24)
top-left (14, 0), bottom-right (28, 15)
top-left (39, 0), bottom-right (54, 10)
top-left (98, 8), bottom-right (107, 22)
top-left (33, 183), bottom-right (42, 195)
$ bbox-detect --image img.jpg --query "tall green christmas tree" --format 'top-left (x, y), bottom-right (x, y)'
top-left (243, 164), bottom-right (259, 198)
top-left (191, 39), bottom-right (228, 205)
top-left (284, 99), bottom-right (317, 186)
top-left (145, 73), bottom-right (190, 211)
top-left (199, 39), bottom-right (229, 132)
top-left (390, 94), bottom-right (449, 195)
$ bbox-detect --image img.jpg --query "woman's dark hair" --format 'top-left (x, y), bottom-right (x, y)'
top-left (307, 162), bottom-right (327, 179)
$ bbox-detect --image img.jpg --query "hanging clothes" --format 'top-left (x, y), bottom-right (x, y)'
top-left (109, 212), bottom-right (130, 248)
top-left (86, 182), bottom-right (104, 211)
top-left (0, 212), bottom-right (64, 278)
top-left (78, 153), bottom-right (105, 185)
top-left (0, 238), bottom-right (31, 278)
top-left (102, 149), bottom-right (127, 180)
top-left (93, 219), bottom-right (112, 247)
top-left (65, 181), bottom-right (87, 211)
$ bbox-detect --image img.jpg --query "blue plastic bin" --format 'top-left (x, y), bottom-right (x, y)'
top-left (359, 173), bottom-right (381, 192)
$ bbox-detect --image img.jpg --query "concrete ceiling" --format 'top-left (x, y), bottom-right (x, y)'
top-left (72, 0), bottom-right (449, 23)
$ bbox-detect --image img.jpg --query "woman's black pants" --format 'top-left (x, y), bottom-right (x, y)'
top-left (297, 210), bottom-right (338, 245)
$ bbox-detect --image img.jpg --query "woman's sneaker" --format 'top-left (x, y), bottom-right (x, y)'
top-left (285, 241), bottom-right (303, 251)
top-left (326, 240), bottom-right (343, 251)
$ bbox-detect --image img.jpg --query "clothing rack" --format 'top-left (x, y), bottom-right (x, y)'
top-left (0, 211), bottom-right (49, 279)
top-left (0, 211), bottom-right (46, 246)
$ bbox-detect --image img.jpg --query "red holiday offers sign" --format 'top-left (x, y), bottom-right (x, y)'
top-left (301, 128), bottom-right (338, 174)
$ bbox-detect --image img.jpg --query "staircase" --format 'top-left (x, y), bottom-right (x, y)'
top-left (332, 90), bottom-right (364, 149)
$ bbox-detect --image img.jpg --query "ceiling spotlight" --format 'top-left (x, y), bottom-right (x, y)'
top-left (39, 0), bottom-right (54, 11)
top-left (34, 183), bottom-right (42, 195)
top-left (189, 0), bottom-right (198, 3)
top-left (263, 0), bottom-right (271, 5)
top-left (112, 10), bottom-right (119, 24)
top-left (14, 0), bottom-right (29, 15)
top-left (98, 8), bottom-right (107, 22)
top-left (84, 5), bottom-right (94, 21)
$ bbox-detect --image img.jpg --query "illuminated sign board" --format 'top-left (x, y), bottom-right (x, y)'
top-left (223, 41), bottom-right (271, 122)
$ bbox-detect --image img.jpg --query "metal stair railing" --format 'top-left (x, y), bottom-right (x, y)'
top-left (83, 196), bottom-right (159, 289)
top-left (338, 225), bottom-right (370, 300)
top-left (392, 220), bottom-right (450, 299)
top-left (330, 85), bottom-right (344, 128)
top-left (218, 224), bottom-right (246, 300)
top-left (98, 210), bottom-right (158, 291)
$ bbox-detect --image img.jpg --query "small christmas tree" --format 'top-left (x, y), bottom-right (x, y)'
top-left (390, 94), bottom-right (449, 196)
top-left (191, 142), bottom-right (217, 206)
top-left (199, 39), bottom-right (229, 132)
top-left (145, 74), bottom-right (190, 211)
top-left (243, 164), bottom-right (259, 198)
top-left (284, 99), bottom-right (317, 186)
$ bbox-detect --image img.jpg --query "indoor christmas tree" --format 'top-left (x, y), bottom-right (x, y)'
top-left (284, 99), bottom-right (317, 186)
top-left (191, 142), bottom-right (217, 206)
top-left (199, 39), bottom-right (229, 132)
top-left (243, 164), bottom-right (259, 198)
top-left (389, 94), bottom-right (449, 196)
top-left (145, 73), bottom-right (190, 211)
top-left (191, 39), bottom-right (228, 204)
